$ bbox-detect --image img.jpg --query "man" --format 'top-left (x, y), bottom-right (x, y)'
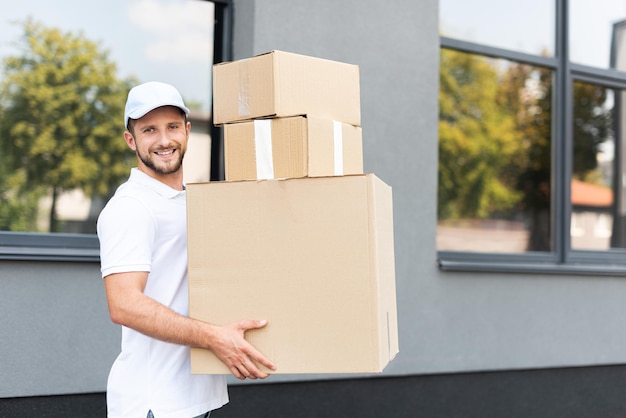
top-left (97, 81), bottom-right (275, 418)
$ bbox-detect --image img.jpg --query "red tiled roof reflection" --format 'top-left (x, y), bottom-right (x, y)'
top-left (571, 179), bottom-right (613, 207)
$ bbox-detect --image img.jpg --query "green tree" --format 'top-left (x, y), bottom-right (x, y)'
top-left (0, 158), bottom-right (42, 231)
top-left (499, 68), bottom-right (611, 251)
top-left (439, 47), bottom-right (612, 252)
top-left (0, 19), bottom-right (135, 232)
top-left (438, 49), bottom-right (523, 221)
top-left (572, 81), bottom-right (611, 182)
top-left (496, 63), bottom-right (553, 251)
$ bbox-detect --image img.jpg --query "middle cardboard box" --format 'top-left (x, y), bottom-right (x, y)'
top-left (224, 115), bottom-right (363, 181)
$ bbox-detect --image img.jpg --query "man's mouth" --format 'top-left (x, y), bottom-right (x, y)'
top-left (155, 149), bottom-right (175, 156)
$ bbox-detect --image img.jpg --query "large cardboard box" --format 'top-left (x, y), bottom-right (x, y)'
top-left (213, 50), bottom-right (361, 126)
top-left (187, 174), bottom-right (398, 374)
top-left (224, 115), bottom-right (363, 181)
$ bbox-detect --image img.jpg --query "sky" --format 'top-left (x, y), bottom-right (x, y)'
top-left (4, 1), bottom-right (626, 113)
top-left (439, 0), bottom-right (626, 173)
top-left (440, 0), bottom-right (626, 69)
top-left (0, 0), bottom-right (214, 112)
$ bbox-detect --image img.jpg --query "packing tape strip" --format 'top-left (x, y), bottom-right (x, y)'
top-left (238, 66), bottom-right (251, 117)
top-left (254, 119), bottom-right (274, 179)
top-left (333, 120), bottom-right (344, 176)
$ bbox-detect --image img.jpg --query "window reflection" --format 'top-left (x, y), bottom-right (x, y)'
top-left (439, 0), bottom-right (555, 57)
top-left (571, 81), bottom-right (626, 251)
top-left (438, 49), bottom-right (553, 253)
top-left (570, 0), bottom-right (626, 69)
top-left (0, 0), bottom-right (214, 234)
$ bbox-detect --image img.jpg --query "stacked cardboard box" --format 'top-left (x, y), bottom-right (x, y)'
top-left (187, 50), bottom-right (398, 374)
top-left (223, 115), bottom-right (363, 181)
top-left (214, 50), bottom-right (363, 181)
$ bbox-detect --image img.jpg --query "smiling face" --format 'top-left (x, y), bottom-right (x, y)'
top-left (124, 105), bottom-right (190, 190)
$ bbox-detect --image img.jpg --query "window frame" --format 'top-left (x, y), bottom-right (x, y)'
top-left (438, 0), bottom-right (626, 276)
top-left (0, 0), bottom-right (232, 262)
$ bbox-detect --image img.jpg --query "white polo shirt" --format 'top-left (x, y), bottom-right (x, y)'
top-left (98, 168), bottom-right (228, 418)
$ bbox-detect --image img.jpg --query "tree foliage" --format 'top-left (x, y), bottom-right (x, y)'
top-left (572, 81), bottom-right (612, 182)
top-left (0, 19), bottom-right (136, 232)
top-left (438, 49), bottom-right (523, 221)
top-left (438, 48), bottom-right (612, 251)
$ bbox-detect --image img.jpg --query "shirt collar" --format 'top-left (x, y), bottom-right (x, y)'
top-left (128, 167), bottom-right (185, 199)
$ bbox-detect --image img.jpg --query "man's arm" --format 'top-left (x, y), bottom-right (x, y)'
top-left (103, 271), bottom-right (276, 380)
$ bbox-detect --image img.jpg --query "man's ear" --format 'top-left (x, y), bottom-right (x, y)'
top-left (123, 131), bottom-right (136, 151)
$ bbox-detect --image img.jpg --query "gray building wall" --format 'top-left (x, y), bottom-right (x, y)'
top-left (3, 0), bottom-right (626, 401)
top-left (0, 261), bottom-right (118, 397)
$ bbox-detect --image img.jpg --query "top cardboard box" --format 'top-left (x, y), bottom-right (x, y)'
top-left (213, 50), bottom-right (361, 126)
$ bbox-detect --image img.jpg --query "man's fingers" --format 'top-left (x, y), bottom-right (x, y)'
top-left (240, 361), bottom-right (268, 379)
top-left (237, 347), bottom-right (273, 378)
top-left (229, 365), bottom-right (245, 380)
top-left (236, 319), bottom-right (276, 371)
top-left (238, 319), bottom-right (268, 331)
top-left (216, 319), bottom-right (276, 379)
top-left (230, 361), bottom-right (266, 380)
top-left (247, 346), bottom-right (276, 372)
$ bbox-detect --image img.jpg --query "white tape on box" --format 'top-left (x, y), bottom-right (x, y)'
top-left (237, 67), bottom-right (251, 117)
top-left (333, 120), bottom-right (344, 176)
top-left (254, 119), bottom-right (274, 179)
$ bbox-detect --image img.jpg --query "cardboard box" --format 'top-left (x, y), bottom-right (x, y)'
top-left (224, 115), bottom-right (363, 181)
top-left (213, 50), bottom-right (361, 126)
top-left (187, 174), bottom-right (398, 374)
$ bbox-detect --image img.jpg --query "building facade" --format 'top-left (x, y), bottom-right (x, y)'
top-left (3, 1), bottom-right (626, 417)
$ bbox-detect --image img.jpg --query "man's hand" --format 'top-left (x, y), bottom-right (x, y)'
top-left (103, 272), bottom-right (276, 379)
top-left (208, 319), bottom-right (276, 380)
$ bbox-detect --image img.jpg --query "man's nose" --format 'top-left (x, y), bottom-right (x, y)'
top-left (156, 129), bottom-right (171, 145)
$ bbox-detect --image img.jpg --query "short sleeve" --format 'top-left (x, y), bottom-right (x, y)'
top-left (97, 196), bottom-right (157, 278)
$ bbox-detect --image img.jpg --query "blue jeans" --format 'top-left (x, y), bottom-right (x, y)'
top-left (147, 411), bottom-right (211, 418)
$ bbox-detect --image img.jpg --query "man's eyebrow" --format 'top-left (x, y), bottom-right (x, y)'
top-left (137, 120), bottom-right (182, 129)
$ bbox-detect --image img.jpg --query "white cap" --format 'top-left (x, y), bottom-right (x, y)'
top-left (124, 81), bottom-right (190, 129)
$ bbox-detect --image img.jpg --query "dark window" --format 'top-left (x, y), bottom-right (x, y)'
top-left (0, 0), bottom-right (231, 261)
top-left (438, 0), bottom-right (626, 275)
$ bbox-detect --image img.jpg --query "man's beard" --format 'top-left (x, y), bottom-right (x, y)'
top-left (137, 147), bottom-right (185, 175)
